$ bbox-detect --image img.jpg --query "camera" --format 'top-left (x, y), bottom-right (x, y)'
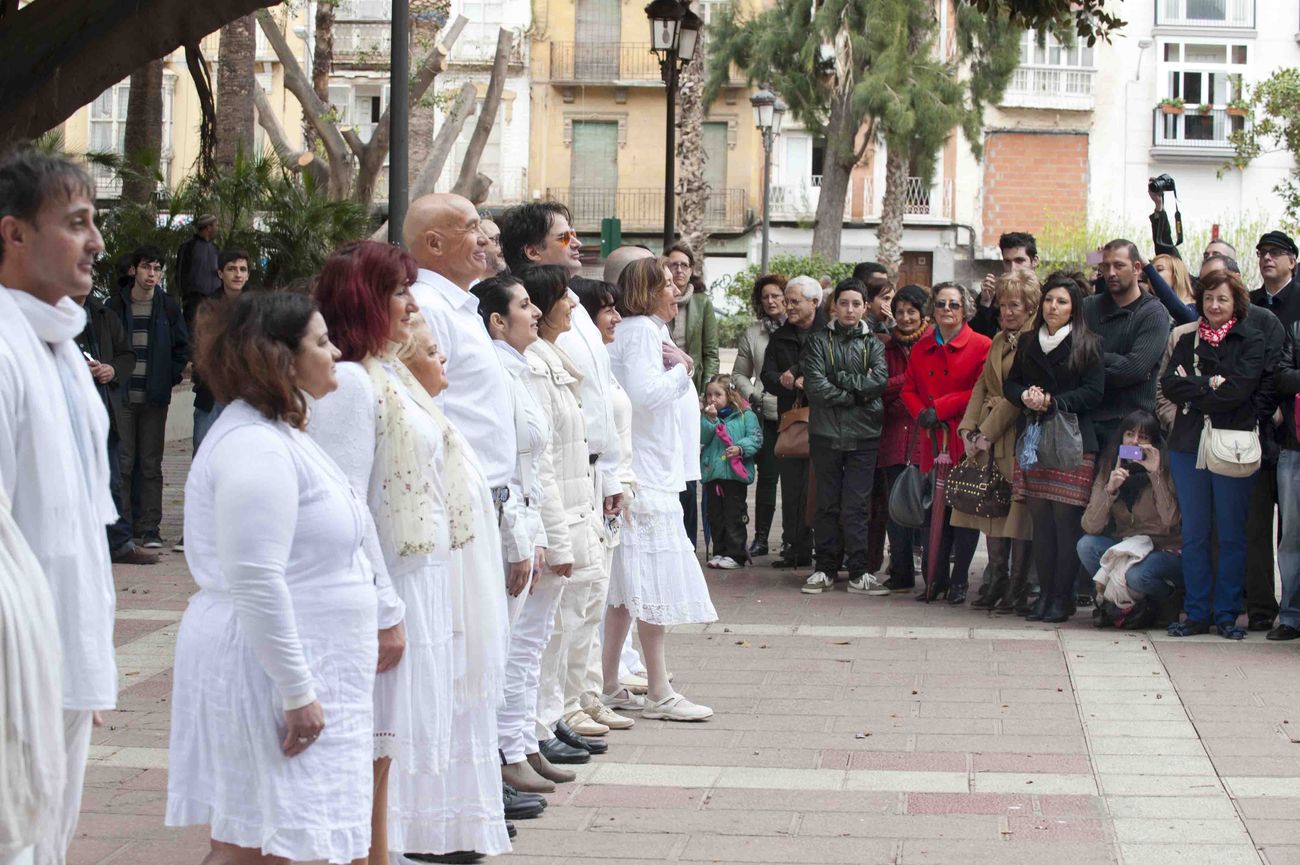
top-left (1149, 174), bottom-right (1176, 194)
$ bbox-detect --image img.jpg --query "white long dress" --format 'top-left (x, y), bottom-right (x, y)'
top-left (309, 361), bottom-right (509, 857)
top-left (607, 316), bottom-right (717, 626)
top-left (166, 401), bottom-right (379, 865)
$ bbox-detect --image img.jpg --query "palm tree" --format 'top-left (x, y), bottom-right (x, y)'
top-left (121, 59), bottom-right (164, 205)
top-left (216, 13), bottom-right (257, 170)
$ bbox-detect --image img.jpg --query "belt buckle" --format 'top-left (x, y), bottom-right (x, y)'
top-left (491, 486), bottom-right (511, 505)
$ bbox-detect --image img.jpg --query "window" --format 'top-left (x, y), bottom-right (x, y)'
top-left (87, 76), bottom-right (175, 194)
top-left (1156, 0), bottom-right (1253, 27)
top-left (1019, 31), bottom-right (1094, 68)
top-left (1156, 39), bottom-right (1248, 147)
top-left (811, 137), bottom-right (826, 185)
top-left (569, 121), bottom-right (619, 226)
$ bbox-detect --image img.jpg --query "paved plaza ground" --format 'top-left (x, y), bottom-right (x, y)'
top-left (74, 439), bottom-right (1300, 865)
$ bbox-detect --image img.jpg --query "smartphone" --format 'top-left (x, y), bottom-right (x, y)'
top-left (1118, 444), bottom-right (1144, 462)
top-left (1085, 251), bottom-right (1104, 266)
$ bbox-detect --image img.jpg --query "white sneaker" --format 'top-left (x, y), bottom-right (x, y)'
top-left (848, 574), bottom-right (891, 596)
top-left (801, 571), bottom-right (834, 594)
top-left (706, 555), bottom-right (722, 568)
top-left (642, 692), bottom-right (713, 721)
top-left (715, 556), bottom-right (741, 570)
top-left (601, 687), bottom-right (646, 711)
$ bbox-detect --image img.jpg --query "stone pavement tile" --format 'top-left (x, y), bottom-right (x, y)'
top-left (899, 839), bottom-right (1118, 864)
top-left (585, 762), bottom-right (721, 787)
top-left (1100, 774), bottom-right (1226, 796)
top-left (602, 726), bottom-right (737, 748)
top-left (1036, 794), bottom-right (1105, 816)
top-left (1105, 796), bottom-right (1240, 819)
top-left (705, 713), bottom-right (834, 732)
top-left (630, 745), bottom-right (822, 769)
top-left (1213, 757), bottom-right (1300, 776)
top-left (678, 834), bottom-right (896, 863)
top-left (1261, 846), bottom-right (1300, 865)
top-left (915, 734), bottom-right (1088, 754)
top-left (1001, 718), bottom-right (1090, 736)
top-left (973, 773), bottom-right (1097, 795)
top-left (740, 731), bottom-right (914, 752)
top-left (1078, 703), bottom-right (1188, 721)
top-left (668, 668), bottom-right (770, 685)
top-left (116, 768), bottom-right (169, 792)
top-left (831, 716), bottom-right (997, 735)
top-left (566, 785), bottom-right (705, 809)
top-left (1118, 844), bottom-right (1264, 865)
top-left (1225, 777), bottom-right (1300, 797)
top-left (84, 788), bottom-right (166, 817)
top-left (702, 788), bottom-right (899, 814)
top-left (797, 812), bottom-right (999, 840)
top-left (1203, 738), bottom-right (1300, 758)
top-left (112, 618), bottom-right (172, 647)
top-left (1091, 754), bottom-right (1217, 776)
top-left (66, 838), bottom-right (127, 865)
top-left (757, 698), bottom-right (918, 717)
top-left (1110, 817), bottom-right (1253, 844)
top-left (1005, 816), bottom-right (1107, 841)
top-left (905, 792), bottom-right (1032, 815)
top-left (508, 827), bottom-right (682, 859)
top-left (1089, 736), bottom-right (1208, 756)
top-left (995, 688), bottom-right (1077, 703)
top-left (715, 766), bottom-right (845, 790)
top-left (1236, 797), bottom-right (1300, 819)
top-left (1232, 819), bottom-right (1300, 845)
top-left (971, 753), bottom-right (1092, 774)
top-left (847, 751), bottom-right (968, 772)
top-left (585, 806), bottom-right (795, 836)
top-left (768, 670), bottom-right (916, 686)
top-left (920, 701), bottom-right (1080, 720)
top-left (844, 770), bottom-right (967, 793)
top-left (1084, 720), bottom-right (1201, 739)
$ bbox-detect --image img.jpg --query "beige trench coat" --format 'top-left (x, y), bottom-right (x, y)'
top-left (951, 327), bottom-right (1033, 540)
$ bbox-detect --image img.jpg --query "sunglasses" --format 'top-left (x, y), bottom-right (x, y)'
top-left (934, 300), bottom-right (963, 310)
top-left (554, 230), bottom-right (579, 245)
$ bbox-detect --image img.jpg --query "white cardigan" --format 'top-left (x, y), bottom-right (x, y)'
top-left (609, 316), bottom-right (692, 495)
top-left (526, 338), bottom-right (601, 574)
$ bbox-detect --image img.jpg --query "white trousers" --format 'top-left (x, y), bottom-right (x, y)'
top-left (497, 574), bottom-right (564, 764)
top-left (566, 575), bottom-right (610, 713)
top-left (535, 580), bottom-right (583, 734)
top-left (1, 848), bottom-right (34, 865)
top-left (34, 710), bottom-right (92, 865)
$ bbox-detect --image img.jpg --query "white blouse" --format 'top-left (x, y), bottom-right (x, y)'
top-left (608, 315), bottom-right (692, 494)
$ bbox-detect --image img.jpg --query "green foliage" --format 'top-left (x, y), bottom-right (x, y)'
top-left (710, 254), bottom-right (854, 314)
top-left (88, 150), bottom-right (368, 298)
top-left (965, 0), bottom-right (1124, 46)
top-left (1226, 68), bottom-right (1300, 226)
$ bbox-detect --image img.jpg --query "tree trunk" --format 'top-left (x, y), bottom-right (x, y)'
top-left (877, 145), bottom-right (909, 280)
top-left (215, 13), bottom-right (256, 169)
top-left (674, 50), bottom-right (709, 267)
top-left (451, 28), bottom-right (511, 197)
top-left (408, 7), bottom-right (446, 189)
top-left (120, 58), bottom-right (164, 205)
top-left (809, 87), bottom-right (856, 263)
top-left (306, 0), bottom-right (335, 153)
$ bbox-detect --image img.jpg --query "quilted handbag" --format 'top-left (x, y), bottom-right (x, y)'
top-left (944, 450), bottom-right (1011, 519)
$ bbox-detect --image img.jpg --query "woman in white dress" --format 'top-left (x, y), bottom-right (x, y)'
top-left (308, 241), bottom-right (510, 861)
top-left (603, 257), bottom-right (718, 722)
top-left (166, 291), bottom-right (386, 865)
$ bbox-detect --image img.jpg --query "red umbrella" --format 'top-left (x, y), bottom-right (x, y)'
top-left (923, 428), bottom-right (953, 602)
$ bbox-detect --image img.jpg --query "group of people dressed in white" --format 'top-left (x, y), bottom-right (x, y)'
top-left (0, 149), bottom-right (719, 865)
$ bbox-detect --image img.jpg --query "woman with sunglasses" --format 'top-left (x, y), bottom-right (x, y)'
top-left (901, 282), bottom-right (992, 603)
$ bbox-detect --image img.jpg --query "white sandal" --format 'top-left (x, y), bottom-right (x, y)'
top-left (641, 692), bottom-right (713, 722)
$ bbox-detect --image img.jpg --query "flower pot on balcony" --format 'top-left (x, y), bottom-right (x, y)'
top-left (1160, 104), bottom-right (1184, 116)
top-left (1226, 106), bottom-right (1248, 118)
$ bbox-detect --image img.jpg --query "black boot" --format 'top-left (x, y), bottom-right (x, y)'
top-left (973, 539), bottom-right (1009, 611)
top-left (1042, 595), bottom-right (1072, 624)
top-left (997, 540), bottom-right (1032, 615)
top-left (1024, 594), bottom-right (1046, 621)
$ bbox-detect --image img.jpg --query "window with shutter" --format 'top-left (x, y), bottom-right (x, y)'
top-left (570, 121), bottom-right (618, 226)
top-left (575, 0), bottom-right (620, 79)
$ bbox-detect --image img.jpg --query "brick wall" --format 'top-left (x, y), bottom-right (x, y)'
top-left (981, 131), bottom-right (1088, 248)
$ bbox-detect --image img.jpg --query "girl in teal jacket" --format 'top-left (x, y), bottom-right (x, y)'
top-left (700, 374), bottom-right (762, 569)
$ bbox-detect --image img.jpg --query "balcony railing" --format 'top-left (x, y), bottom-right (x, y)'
top-left (546, 187), bottom-right (749, 231)
top-left (768, 176), bottom-right (951, 221)
top-left (1153, 107), bottom-right (1244, 151)
top-left (1002, 65), bottom-right (1096, 110)
top-left (336, 0), bottom-right (391, 20)
top-left (550, 43), bottom-right (660, 82)
top-left (1156, 0), bottom-right (1254, 27)
top-left (335, 21), bottom-right (391, 64)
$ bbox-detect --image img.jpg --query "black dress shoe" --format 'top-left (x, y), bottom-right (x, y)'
top-left (1250, 615), bottom-right (1277, 632)
top-left (1267, 624), bottom-right (1300, 641)
top-left (506, 820), bottom-right (516, 839)
top-left (1042, 598), bottom-right (1072, 624)
top-left (503, 786), bottom-right (546, 820)
top-left (555, 719), bottom-right (607, 754)
top-left (503, 782), bottom-right (546, 806)
top-left (947, 585), bottom-right (968, 605)
top-left (539, 736), bottom-right (589, 764)
top-left (405, 853), bottom-right (484, 864)
top-left (749, 539), bottom-right (769, 558)
top-left (1024, 596), bottom-right (1046, 622)
top-left (772, 555), bottom-right (811, 569)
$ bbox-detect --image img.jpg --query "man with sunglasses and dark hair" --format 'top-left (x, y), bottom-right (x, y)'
top-left (498, 201), bottom-right (583, 276)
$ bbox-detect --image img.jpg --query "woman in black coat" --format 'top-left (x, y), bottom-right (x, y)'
top-left (1160, 268), bottom-right (1265, 640)
top-left (1004, 275), bottom-right (1104, 624)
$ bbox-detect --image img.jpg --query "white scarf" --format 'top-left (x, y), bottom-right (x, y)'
top-left (1038, 322), bottom-right (1072, 355)
top-left (0, 488), bottom-right (65, 855)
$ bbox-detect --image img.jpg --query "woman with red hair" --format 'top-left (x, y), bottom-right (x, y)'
top-left (309, 240), bottom-right (510, 862)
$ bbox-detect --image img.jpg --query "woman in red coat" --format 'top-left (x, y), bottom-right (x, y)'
top-left (901, 282), bottom-right (993, 603)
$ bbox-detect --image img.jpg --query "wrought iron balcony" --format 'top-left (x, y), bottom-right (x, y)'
top-left (545, 187), bottom-right (750, 231)
top-left (548, 41), bottom-right (748, 85)
top-left (334, 21), bottom-right (392, 65)
top-left (1156, 0), bottom-right (1254, 27)
top-left (1002, 65), bottom-right (1096, 111)
top-left (1153, 107), bottom-right (1244, 154)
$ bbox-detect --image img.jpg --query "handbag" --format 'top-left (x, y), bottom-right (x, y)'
top-left (945, 449), bottom-right (1011, 518)
top-left (775, 397), bottom-right (810, 459)
top-left (888, 427), bottom-right (934, 529)
top-left (1191, 333), bottom-right (1260, 477)
top-left (1036, 409), bottom-right (1084, 471)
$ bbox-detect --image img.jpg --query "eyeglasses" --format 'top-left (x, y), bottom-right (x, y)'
top-left (1258, 247), bottom-right (1290, 260)
top-left (667, 261), bottom-right (693, 271)
top-left (554, 230), bottom-right (579, 245)
top-left (934, 300), bottom-right (963, 310)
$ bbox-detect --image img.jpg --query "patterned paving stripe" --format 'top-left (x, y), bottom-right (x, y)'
top-left (672, 623), bottom-right (1058, 640)
top-left (1060, 631), bottom-right (1265, 865)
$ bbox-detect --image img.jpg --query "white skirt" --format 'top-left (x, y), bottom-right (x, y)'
top-left (608, 486), bottom-right (718, 626)
top-left (374, 556), bottom-right (454, 773)
top-left (166, 583), bottom-right (378, 864)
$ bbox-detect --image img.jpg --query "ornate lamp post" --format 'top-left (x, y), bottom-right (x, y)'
top-left (645, 0), bottom-right (702, 251)
top-left (750, 87), bottom-right (785, 274)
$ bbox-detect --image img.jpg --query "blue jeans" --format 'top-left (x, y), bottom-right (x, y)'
top-left (1168, 450), bottom-right (1257, 627)
top-left (106, 440), bottom-right (134, 555)
top-left (193, 401), bottom-right (226, 454)
top-left (1276, 450), bottom-right (1300, 627)
top-left (1076, 534), bottom-right (1184, 603)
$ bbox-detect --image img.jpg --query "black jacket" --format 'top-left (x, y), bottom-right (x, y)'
top-left (1161, 324), bottom-right (1266, 454)
top-left (1005, 330), bottom-right (1106, 453)
top-left (761, 307), bottom-right (828, 415)
top-left (1083, 290), bottom-right (1172, 424)
top-left (802, 319), bottom-right (888, 449)
top-left (106, 287), bottom-right (190, 407)
top-left (75, 296), bottom-right (135, 440)
top-left (1252, 280), bottom-right (1300, 454)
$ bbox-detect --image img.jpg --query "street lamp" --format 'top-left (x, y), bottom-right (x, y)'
top-left (751, 88), bottom-right (786, 273)
top-left (645, 0), bottom-right (702, 251)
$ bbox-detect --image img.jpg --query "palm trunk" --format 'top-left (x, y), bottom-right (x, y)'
top-left (215, 13), bottom-right (256, 169)
top-left (675, 50), bottom-right (709, 264)
top-left (877, 145), bottom-right (908, 280)
top-left (121, 58), bottom-right (164, 205)
top-left (307, 1), bottom-right (336, 152)
top-left (810, 88), bottom-right (855, 263)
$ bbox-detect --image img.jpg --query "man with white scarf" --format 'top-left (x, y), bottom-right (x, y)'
top-left (0, 153), bottom-right (118, 865)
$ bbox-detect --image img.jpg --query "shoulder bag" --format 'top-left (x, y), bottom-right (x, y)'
top-left (775, 394), bottom-right (810, 459)
top-left (888, 426), bottom-right (935, 529)
top-left (1191, 332), bottom-right (1261, 477)
top-left (945, 448), bottom-right (1011, 518)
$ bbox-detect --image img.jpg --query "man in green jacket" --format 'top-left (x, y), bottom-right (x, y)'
top-left (799, 277), bottom-right (889, 597)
